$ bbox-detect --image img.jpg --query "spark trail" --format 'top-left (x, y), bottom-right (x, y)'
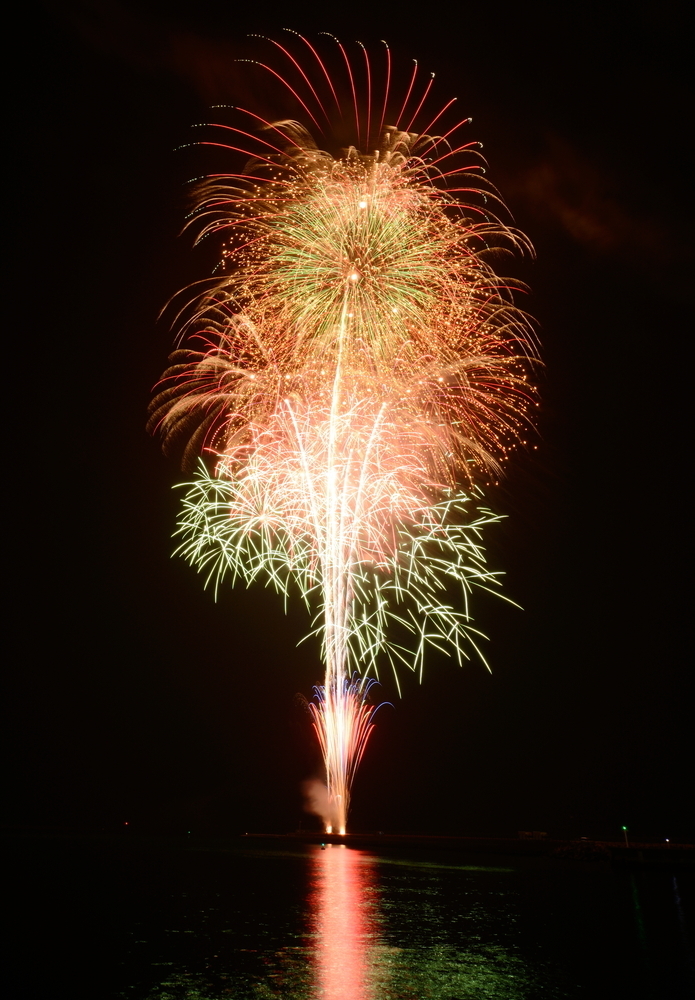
top-left (149, 33), bottom-right (537, 833)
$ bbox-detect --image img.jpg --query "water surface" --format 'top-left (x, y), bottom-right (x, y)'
top-left (9, 837), bottom-right (694, 998)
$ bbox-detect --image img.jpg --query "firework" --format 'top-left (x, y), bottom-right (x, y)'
top-left (149, 33), bottom-right (537, 833)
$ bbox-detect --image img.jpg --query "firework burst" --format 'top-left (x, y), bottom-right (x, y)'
top-left (149, 33), bottom-right (537, 833)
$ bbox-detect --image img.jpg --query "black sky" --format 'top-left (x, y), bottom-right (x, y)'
top-left (6, 1), bottom-right (692, 841)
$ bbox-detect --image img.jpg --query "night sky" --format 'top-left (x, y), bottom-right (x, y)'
top-left (7, 1), bottom-right (692, 842)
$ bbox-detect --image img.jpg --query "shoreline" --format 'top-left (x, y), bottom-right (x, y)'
top-left (3, 826), bottom-right (693, 865)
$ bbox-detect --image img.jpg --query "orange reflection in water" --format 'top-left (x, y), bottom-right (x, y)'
top-left (309, 846), bottom-right (382, 1000)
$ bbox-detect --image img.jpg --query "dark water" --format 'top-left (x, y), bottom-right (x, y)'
top-left (8, 837), bottom-right (694, 999)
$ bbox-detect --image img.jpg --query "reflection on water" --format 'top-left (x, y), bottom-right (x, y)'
top-left (134, 846), bottom-right (540, 999)
top-left (310, 846), bottom-right (382, 999)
